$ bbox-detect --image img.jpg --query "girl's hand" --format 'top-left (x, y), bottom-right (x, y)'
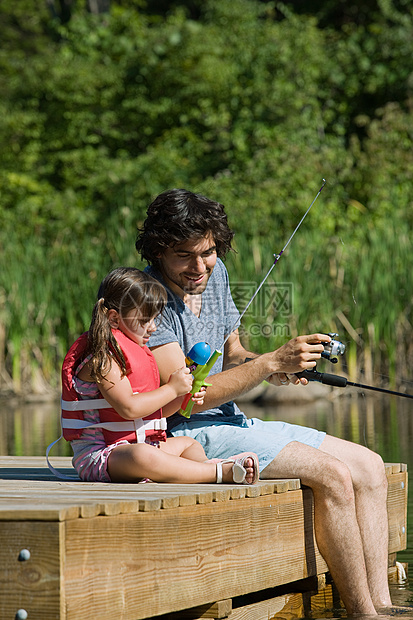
top-left (191, 386), bottom-right (206, 406)
top-left (167, 366), bottom-right (193, 397)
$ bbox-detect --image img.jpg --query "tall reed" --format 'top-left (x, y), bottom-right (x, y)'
top-left (0, 211), bottom-right (411, 395)
top-left (227, 215), bottom-right (412, 390)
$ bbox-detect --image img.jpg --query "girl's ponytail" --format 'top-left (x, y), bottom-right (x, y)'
top-left (86, 297), bottom-right (127, 383)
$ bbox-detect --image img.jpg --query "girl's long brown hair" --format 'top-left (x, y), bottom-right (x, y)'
top-left (86, 267), bottom-right (167, 383)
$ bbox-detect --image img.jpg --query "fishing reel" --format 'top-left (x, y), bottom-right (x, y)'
top-left (321, 333), bottom-right (345, 364)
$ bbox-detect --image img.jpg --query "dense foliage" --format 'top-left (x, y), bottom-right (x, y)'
top-left (0, 0), bottom-right (412, 393)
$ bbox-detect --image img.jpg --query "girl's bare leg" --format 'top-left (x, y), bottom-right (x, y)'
top-left (160, 436), bottom-right (209, 461)
top-left (107, 441), bottom-right (256, 484)
top-left (159, 437), bottom-right (257, 483)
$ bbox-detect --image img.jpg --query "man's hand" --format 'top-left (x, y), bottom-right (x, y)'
top-left (265, 333), bottom-right (330, 384)
top-left (268, 373), bottom-right (304, 386)
top-left (151, 333), bottom-right (330, 410)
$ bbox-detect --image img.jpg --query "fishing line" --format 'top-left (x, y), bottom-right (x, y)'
top-left (221, 179), bottom-right (327, 349)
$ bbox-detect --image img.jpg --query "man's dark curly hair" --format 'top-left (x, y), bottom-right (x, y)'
top-left (136, 189), bottom-right (234, 266)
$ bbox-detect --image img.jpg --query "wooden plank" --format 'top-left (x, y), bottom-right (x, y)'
top-left (156, 578), bottom-right (335, 620)
top-left (0, 458), bottom-right (304, 519)
top-left (0, 468), bottom-right (79, 481)
top-left (0, 521), bottom-right (63, 620)
top-left (0, 457), bottom-right (301, 495)
top-left (61, 490), bottom-right (329, 620)
top-left (157, 599), bottom-right (233, 619)
top-left (0, 456), bottom-right (73, 467)
top-left (385, 463), bottom-right (407, 475)
top-left (0, 502), bottom-right (80, 521)
top-left (142, 485), bottom-right (233, 503)
top-left (152, 569), bottom-right (406, 620)
top-left (0, 460), bottom-right (408, 620)
top-left (227, 592), bottom-right (305, 620)
top-left (387, 471), bottom-right (408, 553)
top-left (0, 484), bottom-right (262, 516)
top-left (0, 489), bottom-right (170, 515)
top-left (157, 593), bottom-right (303, 620)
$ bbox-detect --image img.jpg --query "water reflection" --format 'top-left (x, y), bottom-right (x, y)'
top-left (0, 396), bottom-right (71, 457)
top-left (0, 392), bottom-right (412, 612)
top-left (242, 393), bottom-right (413, 466)
top-left (2, 392), bottom-right (410, 464)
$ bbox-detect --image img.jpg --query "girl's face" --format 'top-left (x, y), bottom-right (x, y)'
top-left (117, 310), bottom-right (157, 347)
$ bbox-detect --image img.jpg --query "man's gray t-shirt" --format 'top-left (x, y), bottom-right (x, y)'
top-left (146, 259), bottom-right (247, 429)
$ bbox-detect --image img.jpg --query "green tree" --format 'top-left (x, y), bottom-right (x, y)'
top-left (0, 0), bottom-right (412, 392)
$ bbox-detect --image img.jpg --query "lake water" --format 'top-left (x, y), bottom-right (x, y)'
top-left (1, 391), bottom-right (412, 615)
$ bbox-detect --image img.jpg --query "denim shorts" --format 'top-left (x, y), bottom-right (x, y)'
top-left (170, 417), bottom-right (326, 472)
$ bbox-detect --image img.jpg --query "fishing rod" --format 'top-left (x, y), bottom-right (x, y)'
top-left (179, 173), bottom-right (412, 414)
top-left (296, 367), bottom-right (413, 400)
top-left (217, 171), bottom-right (412, 401)
top-left (180, 179), bottom-right (327, 417)
top-left (221, 178), bottom-right (327, 348)
top-left (296, 334), bottom-right (413, 398)
top-left (296, 333), bottom-right (413, 399)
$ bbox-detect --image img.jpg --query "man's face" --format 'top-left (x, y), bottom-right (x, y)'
top-left (157, 234), bottom-right (217, 298)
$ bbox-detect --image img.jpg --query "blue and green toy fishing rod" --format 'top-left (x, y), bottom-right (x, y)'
top-left (179, 343), bottom-right (222, 418)
top-left (179, 180), bottom-right (327, 417)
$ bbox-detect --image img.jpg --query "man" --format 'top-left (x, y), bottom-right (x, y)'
top-left (136, 188), bottom-right (393, 616)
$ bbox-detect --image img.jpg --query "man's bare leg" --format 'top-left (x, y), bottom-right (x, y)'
top-left (261, 440), bottom-right (378, 615)
top-left (319, 435), bottom-right (392, 610)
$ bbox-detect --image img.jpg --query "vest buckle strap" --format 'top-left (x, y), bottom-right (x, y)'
top-left (153, 418), bottom-right (167, 431)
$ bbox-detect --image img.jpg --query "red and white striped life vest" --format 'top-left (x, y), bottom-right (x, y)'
top-left (61, 329), bottom-right (167, 445)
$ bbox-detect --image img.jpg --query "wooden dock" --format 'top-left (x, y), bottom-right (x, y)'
top-left (0, 458), bottom-right (408, 620)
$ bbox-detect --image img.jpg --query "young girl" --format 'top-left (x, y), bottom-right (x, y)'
top-left (61, 267), bottom-right (259, 484)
